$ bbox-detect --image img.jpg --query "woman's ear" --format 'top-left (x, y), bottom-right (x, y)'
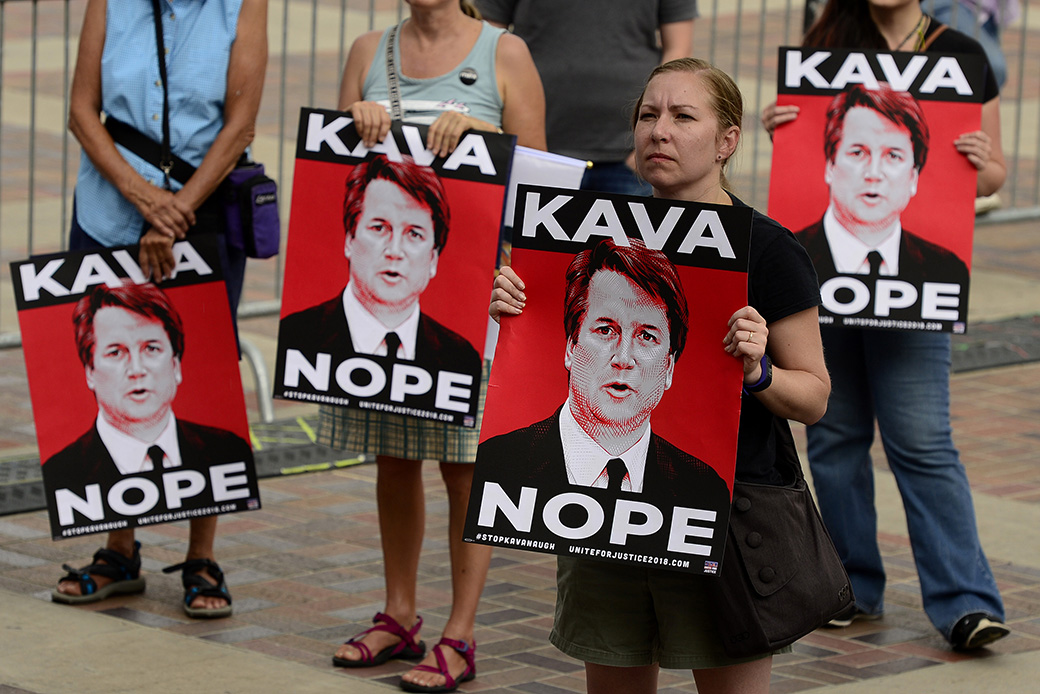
top-left (718, 125), bottom-right (741, 161)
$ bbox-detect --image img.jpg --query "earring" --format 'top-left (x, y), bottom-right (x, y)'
top-left (716, 154), bottom-right (722, 161)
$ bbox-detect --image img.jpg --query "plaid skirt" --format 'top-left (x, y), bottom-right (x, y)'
top-left (316, 360), bottom-right (492, 463)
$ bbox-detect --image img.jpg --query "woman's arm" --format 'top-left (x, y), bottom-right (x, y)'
top-left (337, 31), bottom-right (391, 148)
top-left (493, 33), bottom-right (546, 150)
top-left (175, 0), bottom-right (267, 211)
top-left (724, 306), bottom-right (831, 425)
top-left (68, 0), bottom-right (194, 240)
top-left (955, 95), bottom-right (1006, 197)
top-left (659, 19), bottom-right (695, 63)
top-left (140, 0), bottom-right (268, 281)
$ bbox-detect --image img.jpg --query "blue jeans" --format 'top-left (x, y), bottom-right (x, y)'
top-left (805, 327), bottom-right (1004, 640)
top-left (926, 0), bottom-right (1008, 87)
top-left (580, 161), bottom-right (653, 197)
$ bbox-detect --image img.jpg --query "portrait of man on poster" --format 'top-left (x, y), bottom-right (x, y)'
top-left (795, 83), bottom-right (969, 289)
top-left (278, 154), bottom-right (481, 376)
top-left (478, 239), bottom-right (729, 509)
top-left (43, 281), bottom-right (252, 491)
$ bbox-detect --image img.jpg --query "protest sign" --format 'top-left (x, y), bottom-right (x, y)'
top-left (768, 47), bottom-right (986, 333)
top-left (274, 109), bottom-right (515, 426)
top-left (13, 235), bottom-right (260, 540)
top-left (464, 186), bottom-right (751, 574)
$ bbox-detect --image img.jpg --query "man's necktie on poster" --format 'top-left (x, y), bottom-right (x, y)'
top-left (147, 444), bottom-right (165, 470)
top-left (606, 457), bottom-right (628, 492)
top-left (867, 249), bottom-right (883, 277)
top-left (384, 331), bottom-right (402, 359)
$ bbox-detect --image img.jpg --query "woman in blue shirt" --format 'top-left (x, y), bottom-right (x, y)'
top-left (53, 0), bottom-right (268, 619)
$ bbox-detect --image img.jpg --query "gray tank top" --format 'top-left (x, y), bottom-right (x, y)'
top-left (362, 20), bottom-right (506, 127)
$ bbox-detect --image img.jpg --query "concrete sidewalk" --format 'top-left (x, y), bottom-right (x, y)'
top-left (0, 587), bottom-right (389, 694)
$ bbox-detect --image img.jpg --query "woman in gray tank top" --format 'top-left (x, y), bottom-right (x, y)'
top-left (327, 2), bottom-right (545, 692)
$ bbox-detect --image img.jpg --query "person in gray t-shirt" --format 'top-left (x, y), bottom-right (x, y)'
top-left (477, 0), bottom-right (697, 196)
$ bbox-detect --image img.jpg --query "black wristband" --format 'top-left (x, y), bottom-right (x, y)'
top-left (743, 354), bottom-right (772, 394)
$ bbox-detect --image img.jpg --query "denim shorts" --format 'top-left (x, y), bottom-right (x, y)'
top-left (549, 556), bottom-right (783, 670)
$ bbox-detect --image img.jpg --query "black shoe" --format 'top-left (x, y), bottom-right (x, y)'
top-left (950, 613), bottom-right (1010, 650)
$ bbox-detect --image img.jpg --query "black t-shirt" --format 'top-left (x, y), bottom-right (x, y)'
top-left (924, 17), bottom-right (1000, 101)
top-left (730, 195), bottom-right (821, 484)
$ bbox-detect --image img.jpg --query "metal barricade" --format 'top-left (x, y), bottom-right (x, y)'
top-left (0, 0), bottom-right (1037, 428)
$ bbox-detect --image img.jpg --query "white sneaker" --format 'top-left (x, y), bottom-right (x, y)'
top-left (975, 194), bottom-right (1002, 215)
top-left (826, 609), bottom-right (883, 628)
top-left (951, 613), bottom-right (1010, 650)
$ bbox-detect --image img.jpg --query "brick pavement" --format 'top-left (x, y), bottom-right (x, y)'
top-left (1, 359), bottom-right (1039, 692)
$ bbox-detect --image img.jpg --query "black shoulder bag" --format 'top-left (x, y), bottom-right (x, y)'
top-left (709, 417), bottom-right (855, 657)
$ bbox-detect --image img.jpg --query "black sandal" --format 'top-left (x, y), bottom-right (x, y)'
top-left (162, 557), bottom-right (232, 619)
top-left (52, 540), bottom-right (146, 605)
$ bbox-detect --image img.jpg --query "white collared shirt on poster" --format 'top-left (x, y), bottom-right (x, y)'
top-left (823, 206), bottom-right (902, 276)
top-left (342, 281), bottom-right (421, 359)
top-left (558, 398), bottom-right (652, 493)
top-left (96, 412), bottom-right (183, 475)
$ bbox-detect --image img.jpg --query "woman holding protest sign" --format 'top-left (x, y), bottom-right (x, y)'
top-left (491, 58), bottom-right (830, 694)
top-left (762, 0), bottom-right (1009, 650)
top-left (52, 0), bottom-right (267, 619)
top-left (324, 1), bottom-right (544, 691)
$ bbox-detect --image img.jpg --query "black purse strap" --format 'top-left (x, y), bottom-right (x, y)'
top-left (105, 116), bottom-right (197, 186)
top-left (150, 0), bottom-right (173, 189)
top-left (384, 24), bottom-right (403, 122)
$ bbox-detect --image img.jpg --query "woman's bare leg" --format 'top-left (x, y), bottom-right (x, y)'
top-left (401, 461), bottom-right (491, 689)
top-left (692, 656), bottom-right (773, 694)
top-left (184, 515), bottom-right (226, 610)
top-left (586, 663), bottom-right (659, 694)
top-left (335, 455), bottom-right (425, 663)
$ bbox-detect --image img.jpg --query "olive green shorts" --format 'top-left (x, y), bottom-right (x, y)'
top-left (549, 556), bottom-right (784, 670)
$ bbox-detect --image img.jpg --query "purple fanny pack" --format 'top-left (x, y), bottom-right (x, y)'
top-left (225, 162), bottom-right (280, 259)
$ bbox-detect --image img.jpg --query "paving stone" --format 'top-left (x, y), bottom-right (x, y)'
top-left (0, 548), bottom-right (48, 568)
top-left (200, 625), bottom-right (280, 643)
top-left (507, 651), bottom-right (584, 674)
top-left (512, 682), bottom-right (579, 694)
top-left (98, 606), bottom-right (182, 628)
top-left (853, 628), bottom-right (929, 646)
top-left (0, 519), bottom-right (48, 540)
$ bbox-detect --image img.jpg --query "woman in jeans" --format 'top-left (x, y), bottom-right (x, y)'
top-left (763, 0), bottom-right (1009, 650)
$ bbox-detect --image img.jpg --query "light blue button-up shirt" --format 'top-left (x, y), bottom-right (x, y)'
top-left (74, 0), bottom-right (244, 246)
